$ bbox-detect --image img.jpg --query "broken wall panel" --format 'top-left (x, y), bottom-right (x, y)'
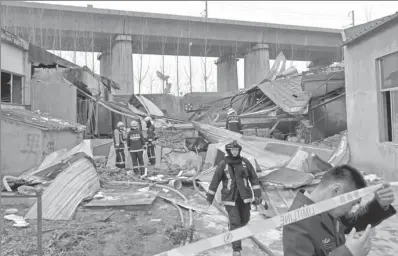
top-left (193, 122), bottom-right (290, 169)
top-left (309, 93), bottom-right (347, 140)
top-left (31, 68), bottom-right (77, 122)
top-left (25, 155), bottom-right (100, 220)
top-left (301, 70), bottom-right (345, 98)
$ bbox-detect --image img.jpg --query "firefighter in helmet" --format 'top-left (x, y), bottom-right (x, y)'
top-left (144, 116), bottom-right (157, 165)
top-left (112, 122), bottom-right (126, 169)
top-left (226, 108), bottom-right (243, 134)
top-left (127, 120), bottom-right (146, 175)
top-left (206, 140), bottom-right (262, 256)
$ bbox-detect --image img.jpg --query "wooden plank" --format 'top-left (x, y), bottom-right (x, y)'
top-left (84, 191), bottom-right (158, 208)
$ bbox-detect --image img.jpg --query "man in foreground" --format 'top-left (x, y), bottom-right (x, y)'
top-left (206, 141), bottom-right (262, 256)
top-left (283, 164), bottom-right (396, 256)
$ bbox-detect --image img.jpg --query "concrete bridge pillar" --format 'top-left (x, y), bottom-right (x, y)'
top-left (244, 43), bottom-right (270, 89)
top-left (98, 51), bottom-right (112, 78)
top-left (98, 35), bottom-right (134, 95)
top-left (215, 53), bottom-right (239, 93)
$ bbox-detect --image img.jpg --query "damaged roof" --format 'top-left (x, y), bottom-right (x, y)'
top-left (2, 105), bottom-right (86, 133)
top-left (1, 28), bottom-right (29, 50)
top-left (248, 76), bottom-right (311, 115)
top-left (342, 12), bottom-right (398, 46)
top-left (29, 43), bottom-right (79, 68)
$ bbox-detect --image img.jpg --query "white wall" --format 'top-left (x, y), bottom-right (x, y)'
top-left (1, 42), bottom-right (25, 75)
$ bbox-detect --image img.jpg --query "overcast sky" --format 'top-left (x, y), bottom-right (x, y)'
top-left (28, 1), bottom-right (398, 95)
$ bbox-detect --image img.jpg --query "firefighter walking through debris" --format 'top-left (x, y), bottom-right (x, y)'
top-left (226, 108), bottom-right (243, 134)
top-left (206, 140), bottom-right (262, 256)
top-left (127, 120), bottom-right (146, 176)
top-left (145, 116), bottom-right (157, 165)
top-left (113, 122), bottom-right (126, 169)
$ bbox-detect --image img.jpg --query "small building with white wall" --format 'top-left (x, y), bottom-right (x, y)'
top-left (342, 12), bottom-right (398, 180)
top-left (1, 29), bottom-right (30, 105)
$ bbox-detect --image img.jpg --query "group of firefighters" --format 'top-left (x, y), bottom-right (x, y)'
top-left (112, 116), bottom-right (157, 176)
top-left (112, 107), bottom-right (242, 173)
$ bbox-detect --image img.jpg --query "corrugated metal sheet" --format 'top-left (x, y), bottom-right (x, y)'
top-left (342, 12), bottom-right (398, 46)
top-left (192, 121), bottom-right (290, 170)
top-left (257, 76), bottom-right (311, 115)
top-left (25, 155), bottom-right (100, 220)
top-left (1, 104), bottom-right (86, 132)
top-left (136, 95), bottom-right (165, 117)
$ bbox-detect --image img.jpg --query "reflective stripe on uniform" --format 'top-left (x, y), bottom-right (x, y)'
top-left (129, 149), bottom-right (144, 152)
top-left (223, 201), bottom-right (235, 206)
top-left (228, 120), bottom-right (239, 123)
top-left (243, 198), bottom-right (253, 203)
top-left (252, 185), bottom-right (261, 190)
top-left (208, 190), bottom-right (216, 195)
top-left (224, 165), bottom-right (232, 190)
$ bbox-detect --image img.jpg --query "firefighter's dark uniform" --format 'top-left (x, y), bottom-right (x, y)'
top-left (206, 141), bottom-right (262, 253)
top-left (226, 115), bottom-right (243, 134)
top-left (146, 122), bottom-right (157, 165)
top-left (127, 128), bottom-right (146, 175)
top-left (112, 128), bottom-right (126, 168)
top-left (283, 189), bottom-right (396, 256)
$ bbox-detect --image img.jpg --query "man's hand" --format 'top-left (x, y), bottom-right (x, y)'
top-left (375, 183), bottom-right (395, 209)
top-left (206, 194), bottom-right (214, 206)
top-left (253, 197), bottom-right (262, 206)
top-left (345, 225), bottom-right (372, 256)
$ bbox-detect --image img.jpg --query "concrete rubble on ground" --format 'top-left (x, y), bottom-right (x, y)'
top-left (2, 112), bottom-right (390, 256)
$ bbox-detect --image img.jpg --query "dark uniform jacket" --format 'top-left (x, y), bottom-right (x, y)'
top-left (112, 129), bottom-right (125, 149)
top-left (208, 157), bottom-right (262, 206)
top-left (147, 124), bottom-right (156, 142)
top-left (126, 129), bottom-right (145, 152)
top-left (226, 115), bottom-right (243, 134)
top-left (282, 189), bottom-right (396, 256)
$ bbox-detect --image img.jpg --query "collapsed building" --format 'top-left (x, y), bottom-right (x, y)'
top-left (187, 53), bottom-right (346, 145)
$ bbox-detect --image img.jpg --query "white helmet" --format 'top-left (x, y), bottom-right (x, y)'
top-left (130, 120), bottom-right (139, 129)
top-left (117, 122), bottom-right (125, 128)
top-left (144, 116), bottom-right (151, 122)
top-left (227, 108), bottom-right (236, 116)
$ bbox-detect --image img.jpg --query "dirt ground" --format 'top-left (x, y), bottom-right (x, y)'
top-left (1, 146), bottom-right (398, 256)
top-left (1, 184), bottom-right (200, 256)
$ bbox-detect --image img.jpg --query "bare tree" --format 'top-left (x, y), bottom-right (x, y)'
top-left (184, 21), bottom-right (194, 93)
top-left (148, 72), bottom-right (155, 94)
top-left (175, 29), bottom-right (184, 96)
top-left (200, 19), bottom-right (212, 92)
top-left (134, 18), bottom-right (150, 94)
top-left (157, 24), bottom-right (168, 93)
top-left (364, 4), bottom-right (372, 22)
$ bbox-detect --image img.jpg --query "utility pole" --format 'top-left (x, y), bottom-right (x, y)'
top-left (0, 0), bottom-right (3, 253)
top-left (348, 10), bottom-right (355, 27)
top-left (205, 1), bottom-right (208, 18)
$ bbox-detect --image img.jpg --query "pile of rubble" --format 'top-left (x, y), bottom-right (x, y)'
top-left (311, 133), bottom-right (344, 149)
top-left (156, 128), bottom-right (196, 150)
